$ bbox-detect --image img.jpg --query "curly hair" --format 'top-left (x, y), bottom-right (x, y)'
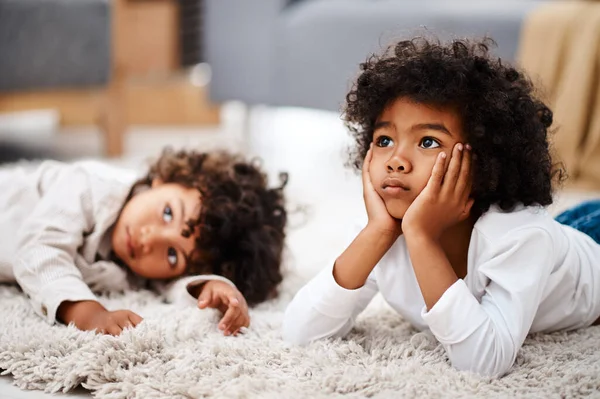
top-left (131, 148), bottom-right (287, 306)
top-left (344, 37), bottom-right (566, 217)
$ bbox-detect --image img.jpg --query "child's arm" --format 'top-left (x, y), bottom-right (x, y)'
top-left (283, 145), bottom-right (398, 345)
top-left (13, 165), bottom-right (141, 334)
top-left (402, 145), bottom-right (550, 377)
top-left (334, 144), bottom-right (402, 289)
top-left (401, 147), bottom-right (474, 309)
top-left (283, 262), bottom-right (379, 345)
top-left (57, 300), bottom-right (142, 335)
top-left (418, 229), bottom-right (552, 377)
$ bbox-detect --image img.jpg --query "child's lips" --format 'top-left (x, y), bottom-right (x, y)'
top-left (381, 177), bottom-right (410, 196)
top-left (126, 227), bottom-right (135, 259)
top-left (383, 186), bottom-right (406, 195)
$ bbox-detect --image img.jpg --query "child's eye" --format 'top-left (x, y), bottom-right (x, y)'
top-left (419, 137), bottom-right (441, 149)
top-left (167, 247), bottom-right (178, 268)
top-left (375, 136), bottom-right (394, 147)
top-left (163, 205), bottom-right (173, 223)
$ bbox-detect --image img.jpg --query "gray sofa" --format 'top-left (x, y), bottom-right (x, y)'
top-left (205, 0), bottom-right (547, 112)
top-left (0, 0), bottom-right (110, 92)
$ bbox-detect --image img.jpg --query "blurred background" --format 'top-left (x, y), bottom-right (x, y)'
top-left (0, 0), bottom-right (598, 174)
top-left (1, 0), bottom-right (600, 300)
top-left (1, 1), bottom-right (600, 397)
top-left (0, 0), bottom-right (599, 293)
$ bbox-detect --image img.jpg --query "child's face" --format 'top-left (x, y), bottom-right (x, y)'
top-left (369, 97), bottom-right (465, 219)
top-left (111, 180), bottom-right (202, 279)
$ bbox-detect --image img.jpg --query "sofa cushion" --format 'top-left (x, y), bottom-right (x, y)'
top-left (0, 0), bottom-right (110, 92)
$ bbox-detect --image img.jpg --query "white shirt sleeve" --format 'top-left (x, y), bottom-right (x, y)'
top-left (283, 262), bottom-right (379, 346)
top-left (13, 166), bottom-right (98, 324)
top-left (421, 227), bottom-right (554, 377)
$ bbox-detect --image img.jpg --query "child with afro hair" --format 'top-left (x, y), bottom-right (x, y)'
top-left (0, 148), bottom-right (287, 336)
top-left (284, 37), bottom-right (600, 377)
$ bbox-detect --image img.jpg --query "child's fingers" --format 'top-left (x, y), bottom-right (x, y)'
top-left (461, 198), bottom-right (475, 221)
top-left (362, 144), bottom-right (374, 187)
top-left (218, 305), bottom-right (239, 332)
top-left (235, 311), bottom-right (249, 329)
top-left (119, 319), bottom-right (133, 330)
top-left (228, 314), bottom-right (249, 336)
top-left (116, 312), bottom-right (137, 331)
top-left (106, 324), bottom-right (123, 336)
top-left (227, 313), bottom-right (248, 335)
top-left (363, 144), bottom-right (373, 172)
top-left (455, 144), bottom-right (472, 197)
top-left (237, 301), bottom-right (248, 317)
top-left (197, 287), bottom-right (214, 309)
top-left (464, 177), bottom-right (473, 204)
top-left (235, 292), bottom-right (248, 309)
top-left (128, 311), bottom-right (143, 326)
top-left (227, 296), bottom-right (240, 308)
top-left (442, 143), bottom-right (463, 194)
top-left (214, 292), bottom-right (233, 308)
top-left (243, 314), bottom-right (250, 328)
top-left (426, 152), bottom-right (447, 193)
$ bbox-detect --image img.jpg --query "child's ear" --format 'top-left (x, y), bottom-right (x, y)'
top-left (151, 178), bottom-right (164, 188)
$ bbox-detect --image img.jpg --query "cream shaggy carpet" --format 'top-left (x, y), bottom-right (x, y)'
top-left (1, 274), bottom-right (599, 399)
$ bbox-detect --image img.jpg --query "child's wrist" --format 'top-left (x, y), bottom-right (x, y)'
top-left (364, 222), bottom-right (402, 241)
top-left (57, 300), bottom-right (106, 328)
top-left (403, 228), bottom-right (440, 246)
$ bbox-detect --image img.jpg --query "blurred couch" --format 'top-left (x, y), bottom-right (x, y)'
top-left (0, 0), bottom-right (110, 92)
top-left (205, 0), bottom-right (548, 112)
top-left (0, 0), bottom-right (122, 156)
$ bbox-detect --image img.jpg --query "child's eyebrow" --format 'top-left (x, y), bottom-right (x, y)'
top-left (411, 123), bottom-right (452, 136)
top-left (373, 121), bottom-right (391, 131)
top-left (178, 198), bottom-right (187, 222)
top-left (373, 121), bottom-right (452, 136)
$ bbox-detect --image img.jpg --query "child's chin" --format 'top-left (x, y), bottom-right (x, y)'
top-left (384, 202), bottom-right (408, 220)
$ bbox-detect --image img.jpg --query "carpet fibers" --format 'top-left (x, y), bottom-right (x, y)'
top-left (1, 278), bottom-right (599, 398)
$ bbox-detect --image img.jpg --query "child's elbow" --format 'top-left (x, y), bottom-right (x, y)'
top-left (282, 325), bottom-right (311, 346)
top-left (282, 311), bottom-right (312, 346)
top-left (451, 358), bottom-right (512, 378)
top-left (447, 340), bottom-right (516, 378)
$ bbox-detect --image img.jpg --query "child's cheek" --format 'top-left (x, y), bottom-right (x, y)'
top-left (369, 163), bottom-right (383, 185)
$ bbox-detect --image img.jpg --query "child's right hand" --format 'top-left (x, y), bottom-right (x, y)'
top-left (363, 144), bottom-right (402, 237)
top-left (58, 300), bottom-right (143, 336)
top-left (197, 280), bottom-right (250, 336)
top-left (83, 309), bottom-right (144, 336)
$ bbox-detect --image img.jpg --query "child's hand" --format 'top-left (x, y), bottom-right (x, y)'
top-left (58, 300), bottom-right (143, 336)
top-left (363, 144), bottom-right (402, 237)
top-left (402, 143), bottom-right (474, 240)
top-left (86, 309), bottom-right (144, 336)
top-left (197, 280), bottom-right (250, 336)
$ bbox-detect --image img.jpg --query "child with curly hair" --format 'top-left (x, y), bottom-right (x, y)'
top-left (0, 148), bottom-right (287, 336)
top-left (283, 37), bottom-right (600, 377)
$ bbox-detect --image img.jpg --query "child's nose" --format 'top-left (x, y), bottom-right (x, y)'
top-left (386, 148), bottom-right (412, 173)
top-left (139, 225), bottom-right (162, 254)
top-left (139, 225), bottom-right (177, 254)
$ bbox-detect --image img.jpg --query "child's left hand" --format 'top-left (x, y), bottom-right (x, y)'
top-left (402, 143), bottom-right (474, 240)
top-left (197, 280), bottom-right (250, 336)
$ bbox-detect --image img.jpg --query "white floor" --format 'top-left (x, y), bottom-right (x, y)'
top-left (0, 103), bottom-right (365, 398)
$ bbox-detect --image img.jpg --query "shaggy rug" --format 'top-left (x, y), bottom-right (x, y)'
top-left (1, 274), bottom-right (599, 399)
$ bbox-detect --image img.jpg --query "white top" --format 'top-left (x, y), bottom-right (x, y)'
top-left (0, 160), bottom-right (235, 325)
top-left (283, 205), bottom-right (600, 377)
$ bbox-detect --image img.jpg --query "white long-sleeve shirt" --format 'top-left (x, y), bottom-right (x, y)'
top-left (283, 205), bottom-right (600, 377)
top-left (0, 160), bottom-right (234, 324)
